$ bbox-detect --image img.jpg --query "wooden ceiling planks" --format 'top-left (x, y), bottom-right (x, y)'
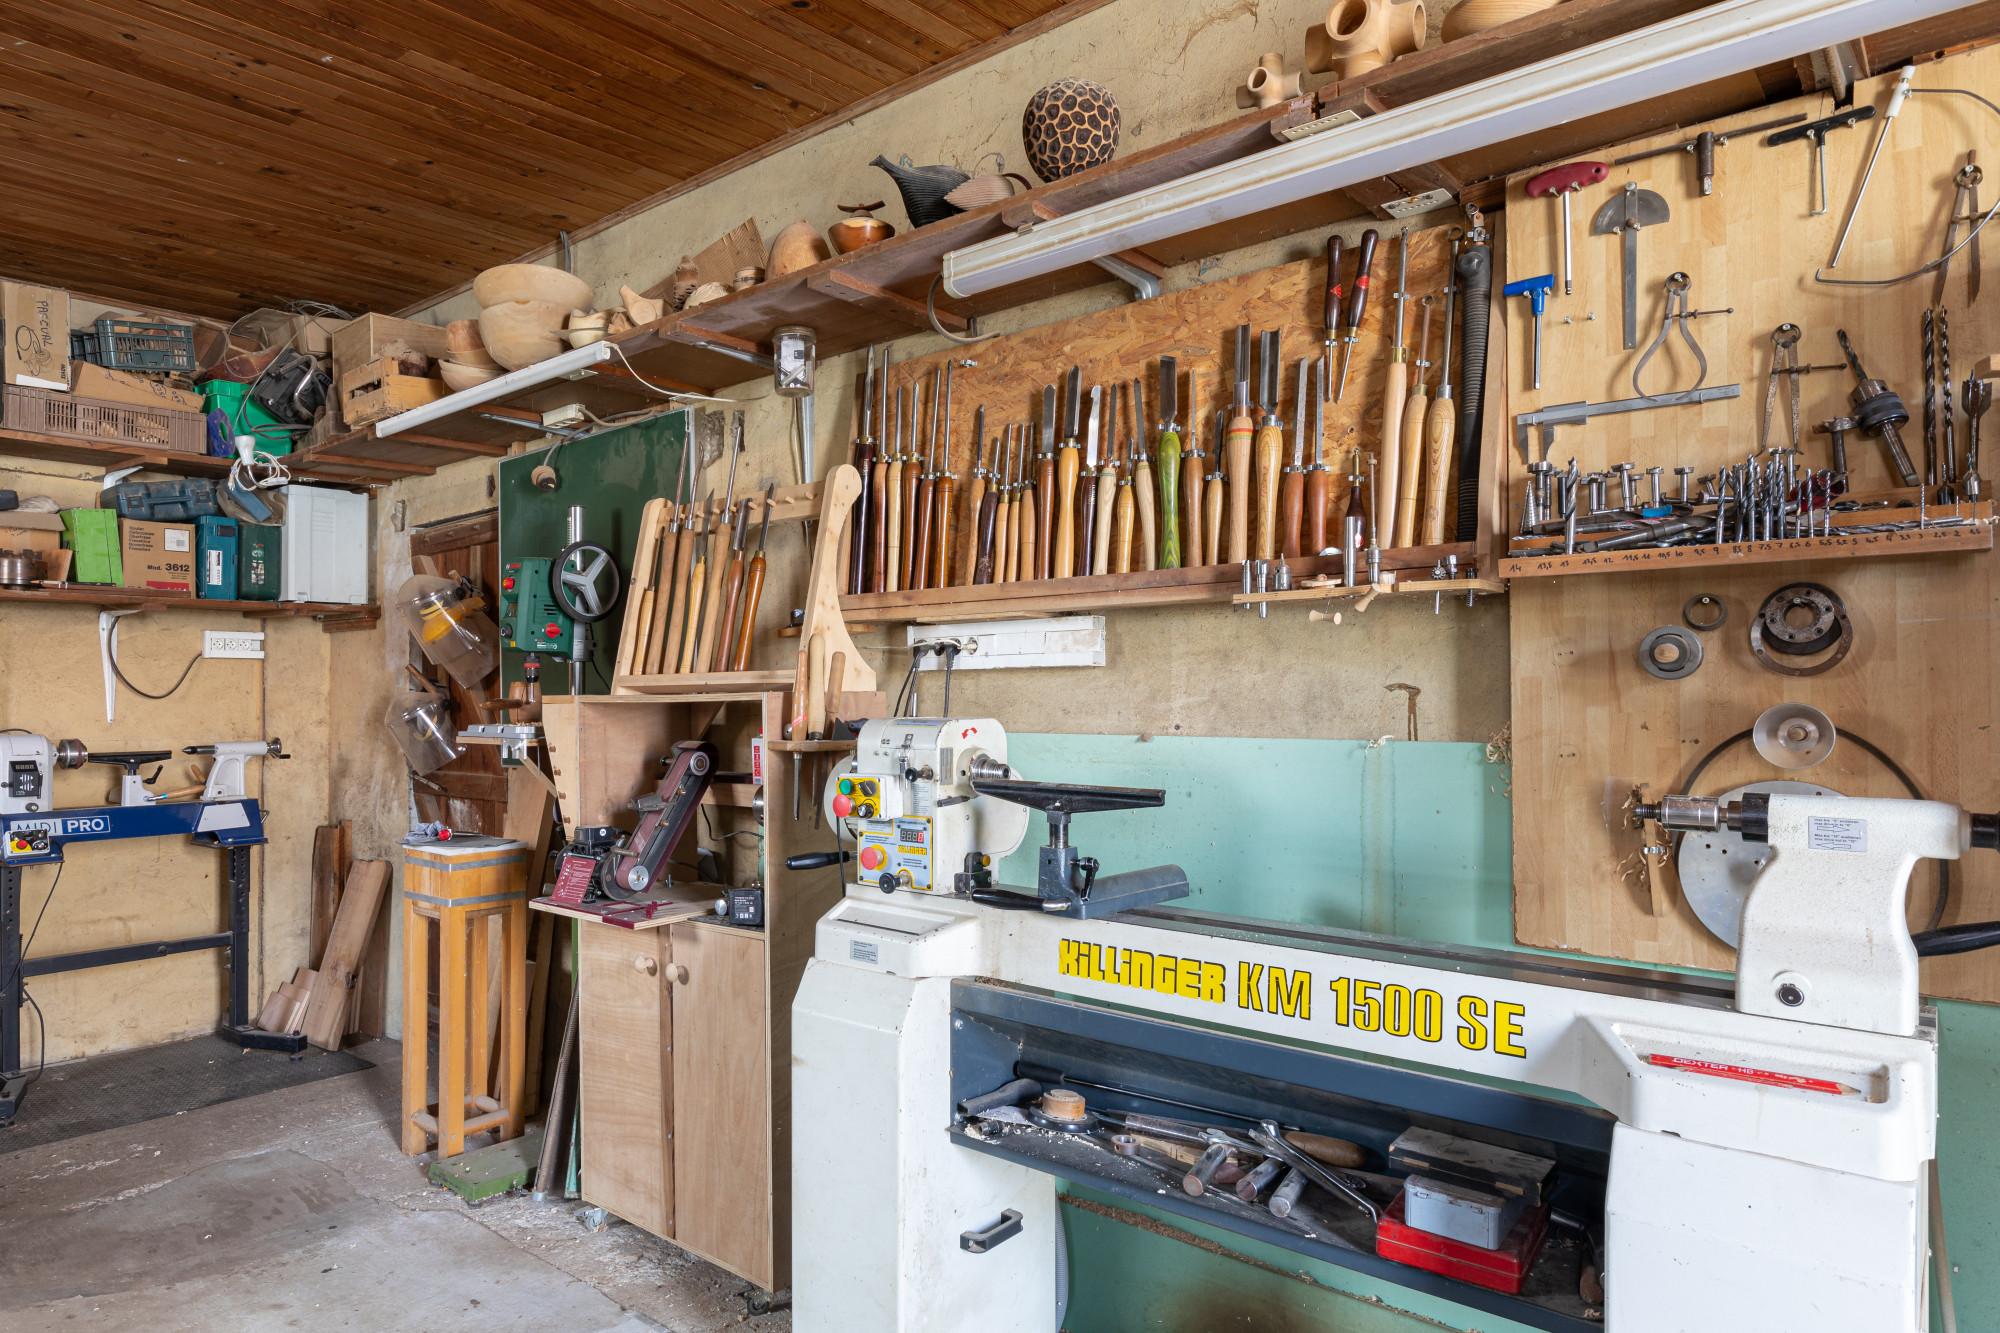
top-left (0, 0), bottom-right (1092, 318)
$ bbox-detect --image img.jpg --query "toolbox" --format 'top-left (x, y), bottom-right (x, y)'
top-left (60, 508), bottom-right (121, 584)
top-left (237, 522), bottom-right (282, 601)
top-left (197, 516), bottom-right (239, 600)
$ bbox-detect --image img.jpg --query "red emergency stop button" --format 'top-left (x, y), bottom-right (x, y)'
top-left (832, 793), bottom-right (853, 817)
top-left (544, 623), bottom-right (561, 636)
top-left (502, 576), bottom-right (515, 590)
top-left (859, 844), bottom-right (885, 871)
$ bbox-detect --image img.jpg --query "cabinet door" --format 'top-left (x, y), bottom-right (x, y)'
top-left (577, 920), bottom-right (674, 1237)
top-left (669, 923), bottom-right (771, 1286)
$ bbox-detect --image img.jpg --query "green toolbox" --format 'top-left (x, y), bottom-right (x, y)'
top-left (61, 508), bottom-right (121, 584)
top-left (238, 522), bottom-right (282, 600)
top-left (197, 516), bottom-right (238, 600)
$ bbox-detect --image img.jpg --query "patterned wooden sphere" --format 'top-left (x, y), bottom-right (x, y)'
top-left (1022, 78), bottom-right (1120, 183)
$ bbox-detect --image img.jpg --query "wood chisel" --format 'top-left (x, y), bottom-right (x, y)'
top-left (1396, 296), bottom-right (1434, 547)
top-left (1377, 231), bottom-right (1410, 548)
top-left (1128, 378), bottom-right (1156, 571)
top-left (1113, 401), bottom-right (1135, 574)
top-left (1093, 386), bottom-right (1118, 574)
top-left (1155, 357), bottom-right (1181, 569)
top-left (1025, 416), bottom-right (1044, 584)
top-left (907, 372), bottom-right (935, 590)
top-left (1344, 453), bottom-right (1368, 585)
top-left (1281, 358), bottom-right (1308, 558)
top-left (985, 428), bottom-right (1009, 585)
top-left (645, 500), bottom-right (679, 674)
top-left (1424, 233), bottom-right (1462, 546)
top-left (651, 432), bottom-right (696, 673)
top-left (849, 345), bottom-right (877, 596)
top-left (1205, 409), bottom-right (1226, 567)
top-left (1035, 384), bottom-right (1057, 581)
top-left (1075, 384), bottom-right (1101, 577)
top-left (1334, 229), bottom-right (1379, 402)
top-left (1000, 427), bottom-right (1021, 584)
top-left (867, 373), bottom-right (889, 592)
top-left (1253, 328), bottom-right (1283, 560)
top-left (713, 495), bottom-right (751, 670)
top-left (883, 383), bottom-right (905, 592)
top-left (930, 361), bottom-right (959, 589)
top-left (623, 503), bottom-right (663, 677)
top-left (1226, 325), bottom-right (1253, 562)
top-left (1321, 233), bottom-right (1343, 398)
top-left (676, 493), bottom-right (709, 672)
top-left (1453, 207), bottom-right (1492, 543)
top-left (961, 406), bottom-right (987, 586)
top-left (1304, 359), bottom-right (1330, 555)
top-left (1054, 367), bottom-right (1082, 579)
top-left (729, 485), bottom-right (774, 672)
top-left (1181, 365), bottom-right (1205, 568)
top-left (695, 414), bottom-right (743, 671)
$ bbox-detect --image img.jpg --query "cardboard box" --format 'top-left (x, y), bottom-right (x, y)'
top-left (61, 508), bottom-right (122, 584)
top-left (71, 362), bottom-right (204, 414)
top-left (3, 282), bottom-right (69, 390)
top-left (120, 519), bottom-right (196, 596)
top-left (1, 511), bottom-right (69, 582)
top-left (233, 308), bottom-right (350, 358)
top-left (330, 313), bottom-right (449, 385)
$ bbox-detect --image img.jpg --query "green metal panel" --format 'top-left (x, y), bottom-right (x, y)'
top-left (496, 409), bottom-right (690, 694)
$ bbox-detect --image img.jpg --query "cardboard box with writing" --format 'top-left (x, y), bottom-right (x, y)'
top-left (120, 519), bottom-right (196, 596)
top-left (3, 282), bottom-right (69, 390)
top-left (2, 511), bottom-right (71, 581)
top-left (71, 362), bottom-right (205, 414)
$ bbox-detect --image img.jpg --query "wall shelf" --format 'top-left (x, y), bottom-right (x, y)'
top-left (1500, 510), bottom-right (1994, 579)
top-left (3, 584), bottom-right (380, 631)
top-left (1231, 578), bottom-right (1507, 610)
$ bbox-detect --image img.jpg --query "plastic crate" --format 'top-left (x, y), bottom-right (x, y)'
top-left (68, 316), bottom-right (197, 374)
top-left (4, 384), bottom-right (206, 453)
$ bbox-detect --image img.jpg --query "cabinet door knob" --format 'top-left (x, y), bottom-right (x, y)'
top-left (669, 964), bottom-right (690, 985)
top-left (634, 955), bottom-right (658, 976)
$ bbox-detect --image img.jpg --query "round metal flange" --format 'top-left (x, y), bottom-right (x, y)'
top-left (1639, 626), bottom-right (1704, 680)
top-left (1682, 594), bottom-right (1728, 631)
top-left (1750, 583), bottom-right (1853, 676)
top-left (1679, 779), bottom-right (1844, 946)
top-left (1024, 1105), bottom-right (1101, 1133)
top-left (1751, 702), bottom-right (1838, 769)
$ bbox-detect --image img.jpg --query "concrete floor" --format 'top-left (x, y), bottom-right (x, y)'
top-left (0, 1038), bottom-right (790, 1332)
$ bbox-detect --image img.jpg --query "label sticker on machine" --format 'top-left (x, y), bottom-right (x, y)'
top-left (1645, 1054), bottom-right (1858, 1097)
top-left (1807, 816), bottom-right (1868, 853)
top-left (4, 821), bottom-right (54, 859)
top-left (855, 817), bottom-right (934, 889)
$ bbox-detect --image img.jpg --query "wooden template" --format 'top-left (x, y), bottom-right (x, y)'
top-left (1502, 48), bottom-right (2000, 1002)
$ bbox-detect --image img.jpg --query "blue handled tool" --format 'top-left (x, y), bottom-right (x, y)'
top-left (1503, 274), bottom-right (1556, 390)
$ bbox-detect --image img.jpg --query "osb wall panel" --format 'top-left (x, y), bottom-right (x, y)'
top-left (1503, 48), bottom-right (2000, 1002)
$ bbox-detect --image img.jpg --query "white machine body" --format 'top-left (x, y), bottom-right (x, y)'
top-left (0, 734), bottom-right (56, 815)
top-left (793, 720), bottom-right (1952, 1333)
top-left (193, 739), bottom-right (282, 802)
top-left (827, 718), bottom-right (1027, 896)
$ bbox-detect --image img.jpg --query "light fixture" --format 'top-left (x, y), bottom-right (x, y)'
top-left (375, 341), bottom-right (618, 436)
top-left (941, 0), bottom-right (1961, 300)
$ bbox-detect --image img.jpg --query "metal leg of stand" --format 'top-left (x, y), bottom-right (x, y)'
top-left (218, 845), bottom-right (306, 1057)
top-left (1, 863), bottom-right (23, 1123)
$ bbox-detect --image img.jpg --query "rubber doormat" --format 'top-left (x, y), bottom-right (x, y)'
top-left (0, 1033), bottom-right (370, 1154)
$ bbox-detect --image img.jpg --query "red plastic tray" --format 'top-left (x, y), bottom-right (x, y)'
top-left (1376, 1185), bottom-right (1550, 1295)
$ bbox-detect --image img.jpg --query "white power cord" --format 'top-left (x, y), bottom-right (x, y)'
top-left (230, 434), bottom-right (292, 493)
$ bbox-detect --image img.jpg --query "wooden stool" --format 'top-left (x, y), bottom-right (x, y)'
top-left (401, 836), bottom-right (529, 1159)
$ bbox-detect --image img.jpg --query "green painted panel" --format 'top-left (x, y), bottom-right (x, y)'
top-left (496, 410), bottom-right (689, 695)
top-left (1934, 998), bottom-right (2000, 1329)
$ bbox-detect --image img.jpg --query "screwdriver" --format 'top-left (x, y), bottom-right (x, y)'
top-left (1281, 357), bottom-right (1308, 559)
top-left (1227, 325), bottom-right (1254, 563)
top-left (1156, 357), bottom-right (1182, 569)
top-left (1054, 367), bottom-right (1083, 579)
top-left (1035, 384), bottom-right (1057, 581)
top-left (1304, 359), bottom-right (1329, 555)
top-left (1334, 228), bottom-right (1379, 402)
top-left (1254, 329), bottom-right (1283, 561)
top-left (1129, 378), bottom-right (1157, 571)
top-left (729, 485), bottom-right (774, 671)
top-left (1181, 365), bottom-right (1206, 569)
top-left (960, 406), bottom-right (987, 586)
top-left (1093, 386), bottom-right (1118, 575)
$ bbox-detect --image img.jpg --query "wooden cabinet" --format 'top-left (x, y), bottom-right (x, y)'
top-left (547, 689), bottom-right (842, 1293)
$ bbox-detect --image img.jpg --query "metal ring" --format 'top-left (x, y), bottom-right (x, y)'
top-left (550, 539), bottom-right (623, 624)
top-left (1639, 626), bottom-right (1703, 680)
top-left (1682, 594), bottom-right (1728, 631)
top-left (1750, 583), bottom-right (1853, 676)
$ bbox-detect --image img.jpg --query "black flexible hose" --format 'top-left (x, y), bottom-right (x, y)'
top-left (1914, 922), bottom-right (2000, 956)
top-left (1453, 243), bottom-right (1493, 542)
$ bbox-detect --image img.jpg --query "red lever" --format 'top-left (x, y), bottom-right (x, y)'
top-left (1526, 161), bottom-right (1608, 197)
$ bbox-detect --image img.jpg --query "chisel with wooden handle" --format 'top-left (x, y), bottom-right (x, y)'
top-left (1155, 357), bottom-right (1181, 569)
top-left (1304, 360), bottom-right (1329, 556)
top-left (1226, 325), bottom-right (1253, 563)
top-left (1206, 409), bottom-right (1227, 567)
top-left (729, 485), bottom-right (774, 672)
top-left (1053, 368), bottom-right (1082, 579)
top-left (713, 497), bottom-right (751, 671)
top-left (883, 384), bottom-right (905, 592)
top-left (1112, 407), bottom-right (1135, 574)
top-left (960, 406), bottom-right (987, 586)
top-left (850, 345), bottom-right (877, 595)
top-left (1181, 365), bottom-right (1205, 567)
top-left (1322, 233), bottom-right (1344, 392)
top-left (1396, 296), bottom-right (1434, 548)
top-left (676, 503), bottom-right (708, 673)
top-left (622, 502), bottom-right (661, 677)
top-left (1378, 231), bottom-right (1410, 548)
top-left (1334, 228), bottom-right (1379, 402)
top-left (1035, 384), bottom-right (1057, 581)
top-left (1128, 378), bottom-right (1156, 571)
top-left (868, 383), bottom-right (890, 592)
top-left (909, 371), bottom-right (936, 590)
top-left (1253, 329), bottom-right (1283, 561)
top-left (1076, 383), bottom-right (1101, 577)
top-left (930, 361), bottom-right (958, 589)
top-left (1023, 423), bottom-right (1041, 585)
top-left (974, 429), bottom-right (1000, 585)
top-left (646, 500), bottom-right (681, 674)
top-left (696, 414), bottom-right (743, 671)
top-left (1093, 385), bottom-right (1118, 574)
top-left (1424, 238), bottom-right (1462, 547)
top-left (1001, 427), bottom-right (1021, 583)
top-left (1280, 357), bottom-right (1308, 558)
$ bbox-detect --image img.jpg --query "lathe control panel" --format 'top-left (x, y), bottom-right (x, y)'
top-left (826, 718), bottom-right (1027, 900)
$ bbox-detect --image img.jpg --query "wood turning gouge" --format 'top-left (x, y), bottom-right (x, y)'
top-left (729, 485), bottom-right (774, 672)
top-left (1280, 357), bottom-right (1307, 559)
top-left (1377, 230), bottom-right (1410, 549)
top-left (1113, 392), bottom-right (1135, 574)
top-left (1180, 366), bottom-right (1205, 568)
top-left (1129, 377), bottom-right (1157, 572)
top-left (848, 345), bottom-right (876, 596)
top-left (1076, 383), bottom-right (1102, 578)
top-left (1054, 367), bottom-right (1082, 580)
top-left (1334, 228), bottom-right (1378, 402)
top-left (883, 383), bottom-right (905, 592)
top-left (1093, 385), bottom-right (1118, 575)
top-left (910, 369), bottom-right (938, 590)
top-left (1423, 240), bottom-right (1460, 547)
top-left (1304, 359), bottom-right (1329, 556)
top-left (1321, 233), bottom-right (1343, 399)
top-left (1035, 383), bottom-right (1057, 581)
top-left (1254, 329), bottom-right (1283, 561)
top-left (961, 406), bottom-right (987, 586)
top-left (1226, 325), bottom-right (1254, 563)
top-left (1155, 357), bottom-right (1182, 569)
top-left (1396, 296), bottom-right (1434, 548)
top-left (1205, 408), bottom-right (1227, 568)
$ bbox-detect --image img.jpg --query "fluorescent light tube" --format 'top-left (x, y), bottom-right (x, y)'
top-left (942, 0), bottom-right (1960, 299)
top-left (374, 341), bottom-right (617, 436)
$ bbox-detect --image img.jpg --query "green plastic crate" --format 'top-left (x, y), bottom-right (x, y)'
top-left (61, 508), bottom-right (122, 584)
top-left (238, 523), bottom-right (282, 600)
top-left (204, 380), bottom-right (294, 457)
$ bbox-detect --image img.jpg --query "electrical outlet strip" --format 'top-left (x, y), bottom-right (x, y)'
top-left (909, 616), bottom-right (1104, 671)
top-left (203, 630), bottom-right (267, 659)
